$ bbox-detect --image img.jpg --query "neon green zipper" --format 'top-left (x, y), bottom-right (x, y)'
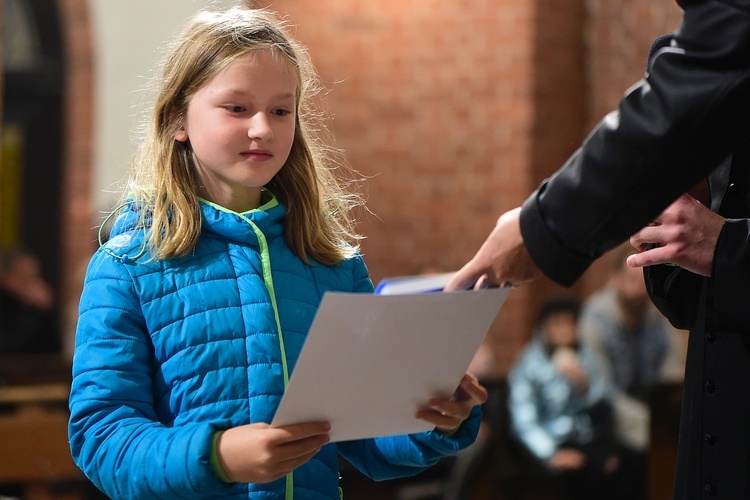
top-left (204, 198), bottom-right (294, 500)
top-left (240, 213), bottom-right (294, 500)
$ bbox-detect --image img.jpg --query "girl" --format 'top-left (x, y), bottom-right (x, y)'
top-left (68, 7), bottom-right (486, 499)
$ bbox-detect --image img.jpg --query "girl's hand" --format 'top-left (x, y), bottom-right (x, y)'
top-left (215, 421), bottom-right (330, 483)
top-left (415, 372), bottom-right (488, 433)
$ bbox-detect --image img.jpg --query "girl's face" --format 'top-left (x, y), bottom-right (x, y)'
top-left (175, 49), bottom-right (297, 212)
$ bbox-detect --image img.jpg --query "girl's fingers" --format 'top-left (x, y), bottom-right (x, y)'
top-left (415, 407), bottom-right (462, 430)
top-left (456, 373), bottom-right (489, 405)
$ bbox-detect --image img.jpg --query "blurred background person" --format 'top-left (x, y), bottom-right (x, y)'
top-left (578, 244), bottom-right (686, 498)
top-left (579, 245), bottom-right (686, 449)
top-left (0, 248), bottom-right (58, 354)
top-left (507, 297), bottom-right (643, 500)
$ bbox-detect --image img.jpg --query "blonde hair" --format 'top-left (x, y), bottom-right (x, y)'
top-left (125, 7), bottom-right (363, 265)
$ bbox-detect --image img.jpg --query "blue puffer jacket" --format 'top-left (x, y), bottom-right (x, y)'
top-left (69, 196), bottom-right (481, 499)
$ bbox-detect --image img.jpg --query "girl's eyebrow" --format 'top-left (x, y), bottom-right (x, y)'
top-left (272, 92), bottom-right (296, 101)
top-left (219, 88), bottom-right (296, 101)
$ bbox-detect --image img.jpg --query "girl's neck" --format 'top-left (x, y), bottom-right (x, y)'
top-left (200, 186), bottom-right (264, 213)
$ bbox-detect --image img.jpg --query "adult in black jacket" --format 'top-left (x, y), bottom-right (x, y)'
top-left (631, 167), bottom-right (750, 499)
top-left (447, 1), bottom-right (750, 498)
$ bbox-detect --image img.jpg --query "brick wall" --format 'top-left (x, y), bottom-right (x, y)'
top-left (253, 0), bottom-right (540, 371)
top-left (253, 1), bottom-right (535, 273)
top-left (523, 0), bottom-right (587, 363)
top-left (57, 0), bottom-right (96, 355)
top-left (254, 1), bottom-right (682, 372)
top-left (586, 0), bottom-right (682, 130)
top-left (578, 0), bottom-right (682, 297)
top-left (47, 0), bottom-right (684, 371)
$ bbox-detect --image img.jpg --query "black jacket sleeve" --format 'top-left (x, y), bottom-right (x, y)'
top-left (520, 0), bottom-right (750, 286)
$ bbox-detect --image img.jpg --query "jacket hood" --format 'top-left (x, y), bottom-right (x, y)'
top-left (106, 196), bottom-right (285, 255)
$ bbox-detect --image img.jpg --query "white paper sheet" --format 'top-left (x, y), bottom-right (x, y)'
top-left (271, 287), bottom-right (510, 442)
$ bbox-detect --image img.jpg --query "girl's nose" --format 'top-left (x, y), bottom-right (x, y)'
top-left (247, 112), bottom-right (273, 141)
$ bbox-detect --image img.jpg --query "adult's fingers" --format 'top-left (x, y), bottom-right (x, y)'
top-left (445, 261), bottom-right (487, 292)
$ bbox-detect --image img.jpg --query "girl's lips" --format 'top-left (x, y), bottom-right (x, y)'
top-left (241, 150), bottom-right (273, 160)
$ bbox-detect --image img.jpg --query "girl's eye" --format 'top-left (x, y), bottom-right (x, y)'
top-left (227, 105), bottom-right (245, 113)
top-left (273, 108), bottom-right (291, 117)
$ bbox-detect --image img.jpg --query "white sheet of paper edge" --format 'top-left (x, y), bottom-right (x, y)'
top-left (271, 287), bottom-right (510, 442)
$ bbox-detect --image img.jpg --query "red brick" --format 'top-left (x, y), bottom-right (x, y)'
top-left (31, 0), bottom-right (683, 372)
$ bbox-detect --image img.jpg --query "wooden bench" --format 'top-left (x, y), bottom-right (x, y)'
top-left (0, 355), bottom-right (89, 499)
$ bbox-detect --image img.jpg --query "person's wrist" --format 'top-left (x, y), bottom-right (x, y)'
top-left (435, 424), bottom-right (460, 437)
top-left (210, 431), bottom-right (233, 483)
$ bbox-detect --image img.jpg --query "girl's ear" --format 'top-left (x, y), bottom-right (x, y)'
top-left (175, 126), bottom-right (188, 142)
top-left (170, 104), bottom-right (188, 142)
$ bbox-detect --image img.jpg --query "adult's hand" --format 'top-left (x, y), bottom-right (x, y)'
top-left (444, 207), bottom-right (542, 291)
top-left (628, 193), bottom-right (725, 276)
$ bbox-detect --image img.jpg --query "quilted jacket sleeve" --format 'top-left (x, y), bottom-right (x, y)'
top-left (68, 249), bottom-right (235, 499)
top-left (336, 406), bottom-right (482, 481)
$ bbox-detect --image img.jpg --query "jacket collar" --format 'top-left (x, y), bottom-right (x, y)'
top-left (199, 196), bottom-right (285, 246)
top-left (108, 195), bottom-right (286, 249)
